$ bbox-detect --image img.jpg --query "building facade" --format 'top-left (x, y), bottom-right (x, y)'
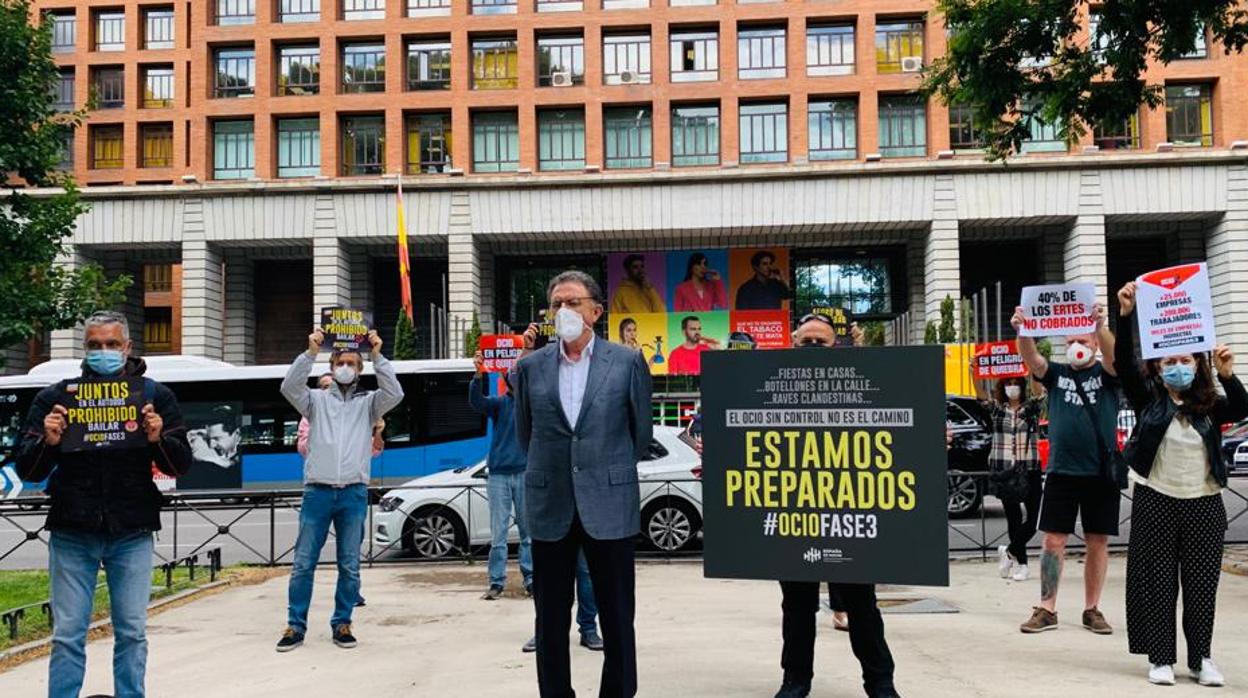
top-left (12, 0), bottom-right (1248, 372)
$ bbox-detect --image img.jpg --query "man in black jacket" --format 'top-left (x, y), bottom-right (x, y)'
top-left (15, 311), bottom-right (191, 698)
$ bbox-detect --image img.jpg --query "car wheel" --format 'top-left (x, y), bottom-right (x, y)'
top-left (642, 498), bottom-right (701, 552)
top-left (947, 473), bottom-right (983, 519)
top-left (402, 506), bottom-right (467, 559)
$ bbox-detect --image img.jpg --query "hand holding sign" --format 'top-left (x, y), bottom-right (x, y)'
top-left (308, 327), bottom-right (325, 356)
top-left (1117, 282), bottom-right (1137, 316)
top-left (1214, 345), bottom-right (1235, 379)
top-left (320, 308), bottom-right (374, 353)
top-left (142, 403), bottom-right (162, 444)
top-left (44, 404), bottom-right (68, 446)
top-left (1017, 284), bottom-right (1098, 337)
top-left (1135, 263), bottom-right (1216, 360)
top-left (367, 329), bottom-right (382, 359)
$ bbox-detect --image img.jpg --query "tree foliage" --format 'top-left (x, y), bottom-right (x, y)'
top-left (938, 295), bottom-right (958, 344)
top-left (392, 310), bottom-right (417, 360)
top-left (0, 0), bottom-right (128, 362)
top-left (463, 312), bottom-right (482, 358)
top-left (923, 0), bottom-right (1248, 159)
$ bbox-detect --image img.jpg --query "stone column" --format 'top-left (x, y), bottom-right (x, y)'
top-left (1064, 171), bottom-right (1109, 303)
top-left (446, 190), bottom-right (480, 358)
top-left (1208, 163), bottom-right (1248, 352)
top-left (181, 239), bottom-right (225, 361)
top-left (923, 174), bottom-right (961, 341)
top-left (223, 251), bottom-right (255, 365)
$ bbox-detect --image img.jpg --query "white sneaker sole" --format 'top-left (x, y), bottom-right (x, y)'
top-left (1150, 677), bottom-right (1176, 686)
top-left (1192, 674), bottom-right (1224, 687)
top-left (276, 641), bottom-right (302, 653)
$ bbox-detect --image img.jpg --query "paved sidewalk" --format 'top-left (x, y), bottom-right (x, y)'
top-left (4, 556), bottom-right (1248, 697)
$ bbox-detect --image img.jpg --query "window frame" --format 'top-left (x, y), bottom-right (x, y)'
top-left (604, 105), bottom-right (653, 169)
top-left (93, 10), bottom-right (125, 52)
top-left (874, 20), bottom-right (924, 74)
top-left (212, 119), bottom-right (256, 180)
top-left (140, 123), bottom-right (174, 168)
top-left (472, 111), bottom-right (520, 173)
top-left (739, 102), bottom-right (788, 164)
top-left (670, 30), bottom-right (719, 83)
top-left (48, 12), bottom-right (77, 54)
top-left (537, 34), bottom-right (586, 87)
top-left (407, 39), bottom-right (452, 90)
top-left (276, 117), bottom-right (321, 178)
top-left (406, 112), bottom-right (454, 174)
top-left (737, 26), bottom-right (786, 80)
top-left (90, 125), bottom-right (124, 170)
top-left (142, 66), bottom-right (175, 108)
top-left (603, 33), bottom-right (651, 85)
top-left (53, 68), bottom-right (75, 112)
top-left (791, 254), bottom-right (897, 318)
top-left (671, 103), bottom-right (720, 167)
top-left (279, 0), bottom-right (321, 23)
top-left (877, 94), bottom-right (927, 158)
top-left (1165, 84), bottom-right (1214, 147)
top-left (471, 37), bottom-right (519, 90)
top-left (808, 98), bottom-right (857, 161)
top-left (277, 44), bottom-right (321, 96)
top-left (93, 67), bottom-right (126, 109)
top-left (340, 115), bottom-right (387, 176)
top-left (341, 42), bottom-right (387, 94)
top-left (537, 108), bottom-right (587, 171)
top-left (407, 0), bottom-right (452, 15)
top-left (213, 47), bottom-right (257, 99)
top-left (1092, 111), bottom-right (1141, 150)
top-left (947, 104), bottom-right (984, 152)
top-left (806, 23), bottom-right (855, 77)
top-left (143, 7), bottom-right (175, 50)
top-left (215, 0), bottom-right (255, 26)
top-left (343, 0), bottom-right (386, 21)
top-left (472, 0), bottom-right (517, 15)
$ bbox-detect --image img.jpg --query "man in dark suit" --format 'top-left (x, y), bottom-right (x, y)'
top-left (513, 270), bottom-right (653, 698)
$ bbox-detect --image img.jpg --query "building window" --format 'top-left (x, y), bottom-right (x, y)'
top-left (55, 127), bottom-right (75, 170)
top-left (472, 111), bottom-right (519, 172)
top-left (603, 33), bottom-right (651, 85)
top-left (671, 104), bottom-right (719, 167)
top-left (343, 0), bottom-right (385, 20)
top-left (472, 0), bottom-right (516, 15)
top-left (53, 69), bottom-right (75, 112)
top-left (948, 104), bottom-right (983, 151)
top-left (537, 0), bottom-right (582, 11)
top-left (794, 256), bottom-right (893, 316)
top-left (94, 11), bottom-right (125, 52)
top-left (808, 98), bottom-right (856, 160)
top-left (214, 48), bottom-right (256, 98)
top-left (1088, 11), bottom-right (1109, 64)
top-left (215, 0), bottom-right (254, 25)
top-left (537, 35), bottom-right (585, 87)
top-left (48, 12), bottom-right (76, 53)
top-left (537, 109), bottom-right (586, 171)
top-left (1181, 23), bottom-right (1208, 59)
top-left (141, 123), bottom-right (173, 168)
top-left (142, 66), bottom-right (174, 108)
top-left (877, 94), bottom-right (926, 157)
top-left (280, 0), bottom-right (320, 22)
top-left (408, 0), bottom-right (451, 15)
top-left (740, 102), bottom-right (787, 164)
top-left (94, 68), bottom-right (125, 109)
top-left (278, 44), bottom-right (320, 95)
top-left (1019, 100), bottom-right (1066, 153)
top-left (144, 307), bottom-right (174, 353)
top-left (406, 113), bottom-right (453, 173)
top-left (213, 119), bottom-right (255, 179)
top-left (875, 20), bottom-right (924, 74)
top-left (144, 264), bottom-right (173, 293)
top-left (407, 40), bottom-right (451, 90)
top-left (807, 24), bottom-right (854, 77)
top-left (738, 27), bottom-right (786, 80)
top-left (341, 115), bottom-right (385, 175)
top-left (1093, 112), bottom-right (1140, 150)
top-left (604, 106), bottom-right (651, 169)
top-left (342, 43), bottom-right (386, 93)
top-left (1166, 84), bottom-right (1213, 147)
top-left (144, 8), bottom-right (174, 50)
top-left (472, 38), bottom-right (519, 90)
top-left (603, 0), bottom-right (647, 8)
top-left (671, 30), bottom-right (718, 83)
top-left (91, 125), bottom-right (124, 169)
top-left (277, 118), bottom-right (321, 177)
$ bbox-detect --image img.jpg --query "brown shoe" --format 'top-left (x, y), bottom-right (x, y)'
top-left (1082, 607), bottom-right (1113, 635)
top-left (1020, 607), bottom-right (1058, 633)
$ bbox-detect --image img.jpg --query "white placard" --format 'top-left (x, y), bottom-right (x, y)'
top-left (1135, 263), bottom-right (1216, 360)
top-left (1017, 283), bottom-right (1097, 337)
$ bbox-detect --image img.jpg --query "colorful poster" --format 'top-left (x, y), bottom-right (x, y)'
top-left (667, 250), bottom-right (730, 312)
top-left (701, 347), bottom-right (949, 585)
top-left (729, 248), bottom-right (792, 311)
top-left (1017, 283), bottom-right (1096, 337)
top-left (60, 378), bottom-right (146, 453)
top-left (1136, 263), bottom-right (1217, 360)
top-left (612, 313), bottom-right (670, 375)
top-left (320, 307), bottom-right (373, 352)
top-left (666, 311), bottom-right (729, 376)
top-left (973, 341), bottom-right (1028, 379)
top-left (179, 402), bottom-right (243, 490)
top-left (730, 310), bottom-right (792, 350)
top-left (607, 252), bottom-right (668, 315)
top-left (479, 334), bottom-right (525, 373)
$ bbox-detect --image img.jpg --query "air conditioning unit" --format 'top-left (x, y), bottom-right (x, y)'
top-left (551, 71), bottom-right (574, 87)
top-left (618, 70), bottom-right (641, 84)
top-left (900, 56), bottom-right (923, 73)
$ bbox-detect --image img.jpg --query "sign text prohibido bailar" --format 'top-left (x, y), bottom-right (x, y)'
top-left (701, 347), bottom-right (948, 586)
top-left (320, 307), bottom-right (373, 353)
top-left (60, 378), bottom-right (147, 453)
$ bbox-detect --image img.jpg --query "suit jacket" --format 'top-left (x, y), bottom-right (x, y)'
top-left (513, 338), bottom-right (653, 541)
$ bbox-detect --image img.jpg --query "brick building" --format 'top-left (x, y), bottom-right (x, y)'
top-left (10, 0), bottom-right (1248, 371)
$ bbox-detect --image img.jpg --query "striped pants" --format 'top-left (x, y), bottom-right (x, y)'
top-left (1126, 485), bottom-right (1226, 671)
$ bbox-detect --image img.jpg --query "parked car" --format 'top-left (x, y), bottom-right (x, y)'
top-left (946, 396), bottom-right (992, 518)
top-left (1222, 422), bottom-right (1248, 476)
top-left (372, 426), bottom-right (703, 558)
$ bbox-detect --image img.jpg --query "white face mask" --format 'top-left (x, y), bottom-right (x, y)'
top-left (555, 307), bottom-right (587, 343)
top-left (1004, 385), bottom-right (1022, 401)
top-left (333, 365), bottom-right (358, 385)
top-left (1065, 341), bottom-right (1096, 368)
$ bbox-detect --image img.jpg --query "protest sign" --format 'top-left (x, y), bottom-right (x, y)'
top-left (479, 334), bottom-right (525, 373)
top-left (1135, 263), bottom-right (1217, 360)
top-left (320, 308), bottom-right (373, 352)
top-left (179, 402), bottom-right (243, 490)
top-left (729, 310), bottom-right (791, 350)
top-left (701, 347), bottom-right (948, 586)
top-left (973, 341), bottom-right (1028, 379)
top-left (60, 378), bottom-right (147, 453)
top-left (812, 306), bottom-right (855, 346)
top-left (1017, 283), bottom-right (1097, 337)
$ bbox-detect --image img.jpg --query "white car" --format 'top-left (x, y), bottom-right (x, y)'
top-left (372, 426), bottom-right (703, 558)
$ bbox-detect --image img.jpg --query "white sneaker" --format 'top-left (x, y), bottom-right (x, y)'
top-left (1149, 664), bottom-right (1176, 686)
top-left (1011, 563), bottom-right (1030, 582)
top-left (1191, 658), bottom-right (1225, 687)
top-left (998, 545), bottom-right (1012, 579)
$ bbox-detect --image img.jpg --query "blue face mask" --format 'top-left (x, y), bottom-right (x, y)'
top-left (1161, 363), bottom-right (1196, 391)
top-left (85, 350), bottom-right (125, 376)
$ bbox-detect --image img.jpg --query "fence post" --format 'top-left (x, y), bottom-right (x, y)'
top-left (269, 494), bottom-right (276, 566)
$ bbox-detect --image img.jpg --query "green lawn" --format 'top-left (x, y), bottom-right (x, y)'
top-left (0, 564), bottom-right (227, 652)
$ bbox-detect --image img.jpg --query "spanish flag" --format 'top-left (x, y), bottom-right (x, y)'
top-left (396, 177), bottom-right (413, 321)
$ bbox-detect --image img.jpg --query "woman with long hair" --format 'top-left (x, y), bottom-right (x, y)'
top-left (617, 317), bottom-right (656, 366)
top-left (1117, 281), bottom-right (1247, 687)
top-left (673, 252), bottom-right (727, 312)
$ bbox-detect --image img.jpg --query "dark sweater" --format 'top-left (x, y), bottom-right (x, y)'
top-left (469, 375), bottom-right (526, 474)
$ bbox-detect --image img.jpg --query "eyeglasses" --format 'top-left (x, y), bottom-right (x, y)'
top-left (549, 297), bottom-right (596, 311)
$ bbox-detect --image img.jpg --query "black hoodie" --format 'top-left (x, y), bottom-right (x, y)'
top-left (15, 356), bottom-right (192, 534)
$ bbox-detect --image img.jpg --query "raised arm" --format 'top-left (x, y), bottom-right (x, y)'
top-left (281, 328), bottom-right (323, 417)
top-left (1094, 303), bottom-right (1117, 377)
top-left (1212, 345), bottom-right (1248, 425)
top-left (469, 353), bottom-right (501, 418)
top-left (1114, 283), bottom-right (1150, 413)
top-left (1012, 306), bottom-right (1049, 380)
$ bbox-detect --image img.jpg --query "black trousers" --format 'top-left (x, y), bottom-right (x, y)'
top-left (532, 516), bottom-right (637, 698)
top-left (780, 581), bottom-right (895, 695)
top-left (1126, 485), bottom-right (1226, 671)
top-left (1002, 470), bottom-right (1044, 565)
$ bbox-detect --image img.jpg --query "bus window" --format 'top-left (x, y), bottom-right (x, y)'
top-left (412, 371), bottom-right (486, 445)
top-left (0, 390), bottom-right (32, 454)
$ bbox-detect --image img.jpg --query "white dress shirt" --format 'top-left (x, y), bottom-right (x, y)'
top-left (558, 334), bottom-right (595, 430)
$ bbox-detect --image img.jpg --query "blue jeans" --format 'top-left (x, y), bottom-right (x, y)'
top-left (287, 484), bottom-right (367, 632)
top-left (576, 550), bottom-right (597, 636)
top-left (49, 530), bottom-right (154, 698)
top-left (487, 471), bottom-right (533, 589)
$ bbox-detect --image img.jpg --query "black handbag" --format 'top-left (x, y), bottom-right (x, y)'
top-left (1070, 373), bottom-right (1129, 489)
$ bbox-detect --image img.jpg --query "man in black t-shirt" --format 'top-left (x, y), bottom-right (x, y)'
top-left (735, 250), bottom-right (791, 310)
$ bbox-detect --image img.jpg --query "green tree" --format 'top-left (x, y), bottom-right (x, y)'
top-left (923, 1), bottom-right (1248, 159)
top-left (861, 321), bottom-right (887, 346)
top-left (938, 295), bottom-right (957, 344)
top-left (463, 311), bottom-right (482, 358)
top-left (393, 310), bottom-right (417, 360)
top-left (0, 0), bottom-right (128, 365)
top-left (924, 321), bottom-right (939, 345)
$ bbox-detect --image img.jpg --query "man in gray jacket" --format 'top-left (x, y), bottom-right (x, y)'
top-left (513, 270), bottom-right (653, 698)
top-left (276, 326), bottom-right (403, 652)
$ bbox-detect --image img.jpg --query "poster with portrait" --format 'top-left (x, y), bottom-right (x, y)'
top-left (666, 311), bottom-right (729, 376)
top-left (667, 250), bottom-right (730, 313)
top-left (178, 402), bottom-right (244, 490)
top-left (729, 248), bottom-right (792, 311)
top-left (611, 313), bottom-right (671, 376)
top-left (607, 252), bottom-right (668, 315)
top-left (729, 310), bottom-right (792, 350)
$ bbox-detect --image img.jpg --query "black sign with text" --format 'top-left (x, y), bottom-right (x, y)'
top-left (60, 378), bottom-right (147, 453)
